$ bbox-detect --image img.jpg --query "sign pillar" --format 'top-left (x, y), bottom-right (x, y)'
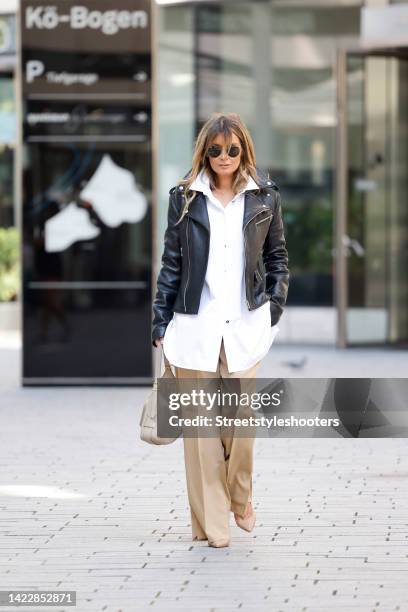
top-left (20, 1), bottom-right (153, 385)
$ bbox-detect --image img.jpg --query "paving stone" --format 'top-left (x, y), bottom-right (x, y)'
top-left (0, 340), bottom-right (407, 611)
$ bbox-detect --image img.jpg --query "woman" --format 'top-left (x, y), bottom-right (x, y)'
top-left (152, 112), bottom-right (289, 547)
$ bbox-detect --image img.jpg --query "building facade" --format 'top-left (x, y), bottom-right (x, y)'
top-left (0, 1), bottom-right (17, 228)
top-left (156, 0), bottom-right (408, 348)
top-left (2, 0), bottom-right (407, 352)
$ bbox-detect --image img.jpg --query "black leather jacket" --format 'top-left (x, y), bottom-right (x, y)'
top-left (151, 167), bottom-right (289, 346)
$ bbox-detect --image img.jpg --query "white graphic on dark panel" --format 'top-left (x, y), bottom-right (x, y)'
top-left (45, 202), bottom-right (100, 252)
top-left (44, 154), bottom-right (148, 252)
top-left (80, 154), bottom-right (147, 227)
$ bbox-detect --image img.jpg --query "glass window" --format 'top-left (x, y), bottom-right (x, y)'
top-left (0, 74), bottom-right (15, 227)
top-left (191, 1), bottom-right (361, 306)
top-left (156, 5), bottom-right (195, 267)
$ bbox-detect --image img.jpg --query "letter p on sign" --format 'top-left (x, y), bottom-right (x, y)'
top-left (26, 60), bottom-right (44, 83)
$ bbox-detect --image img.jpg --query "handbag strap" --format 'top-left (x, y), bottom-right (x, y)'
top-left (154, 342), bottom-right (173, 378)
top-left (154, 343), bottom-right (163, 378)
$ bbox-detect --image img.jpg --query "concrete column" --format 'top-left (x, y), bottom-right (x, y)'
top-left (250, 3), bottom-right (272, 170)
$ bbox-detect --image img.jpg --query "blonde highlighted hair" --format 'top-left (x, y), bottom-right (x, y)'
top-left (174, 112), bottom-right (262, 225)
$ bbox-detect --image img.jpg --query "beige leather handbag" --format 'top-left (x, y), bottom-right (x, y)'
top-left (139, 344), bottom-right (179, 445)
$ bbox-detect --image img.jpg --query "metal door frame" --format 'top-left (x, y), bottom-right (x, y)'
top-left (335, 44), bottom-right (408, 348)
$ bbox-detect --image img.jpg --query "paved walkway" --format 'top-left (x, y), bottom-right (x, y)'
top-left (0, 334), bottom-right (408, 611)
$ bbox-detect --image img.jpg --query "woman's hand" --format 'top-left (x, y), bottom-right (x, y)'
top-left (154, 337), bottom-right (164, 347)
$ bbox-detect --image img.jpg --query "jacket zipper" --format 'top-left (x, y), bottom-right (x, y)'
top-left (243, 209), bottom-right (268, 309)
top-left (255, 213), bottom-right (273, 225)
top-left (183, 216), bottom-right (190, 311)
top-left (255, 268), bottom-right (263, 282)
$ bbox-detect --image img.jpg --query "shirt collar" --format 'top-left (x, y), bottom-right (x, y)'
top-left (189, 168), bottom-right (259, 197)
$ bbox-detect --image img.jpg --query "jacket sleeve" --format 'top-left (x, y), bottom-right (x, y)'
top-left (151, 189), bottom-right (182, 346)
top-left (262, 189), bottom-right (290, 326)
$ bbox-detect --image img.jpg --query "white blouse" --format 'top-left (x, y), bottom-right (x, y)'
top-left (163, 168), bottom-right (279, 373)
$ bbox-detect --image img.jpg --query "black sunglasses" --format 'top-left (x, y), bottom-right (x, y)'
top-left (207, 144), bottom-right (241, 158)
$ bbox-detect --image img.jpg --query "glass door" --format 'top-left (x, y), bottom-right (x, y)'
top-left (336, 48), bottom-right (408, 347)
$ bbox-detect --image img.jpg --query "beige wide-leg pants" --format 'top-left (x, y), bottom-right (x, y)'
top-left (172, 338), bottom-right (260, 543)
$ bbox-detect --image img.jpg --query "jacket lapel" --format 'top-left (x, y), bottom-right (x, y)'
top-left (186, 191), bottom-right (210, 232)
top-left (242, 190), bottom-right (268, 228)
top-left (187, 190), bottom-right (267, 232)
top-left (183, 166), bottom-right (272, 232)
